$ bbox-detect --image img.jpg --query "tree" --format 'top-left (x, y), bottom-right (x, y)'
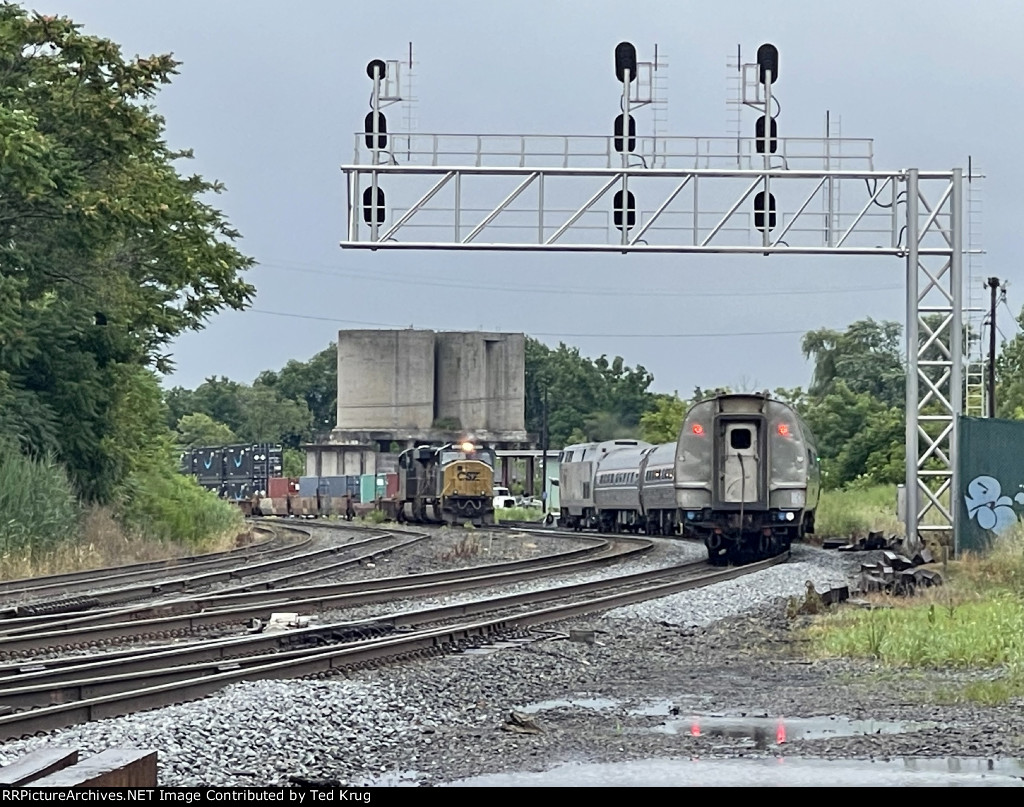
top-left (524, 337), bottom-right (657, 448)
top-left (802, 319), bottom-right (904, 408)
top-left (0, 6), bottom-right (255, 501)
top-left (234, 386), bottom-right (311, 447)
top-left (256, 343), bottom-right (337, 435)
top-left (176, 413), bottom-right (237, 448)
top-left (640, 393), bottom-right (687, 444)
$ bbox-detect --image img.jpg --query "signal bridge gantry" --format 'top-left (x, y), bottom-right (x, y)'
top-left (342, 45), bottom-right (978, 552)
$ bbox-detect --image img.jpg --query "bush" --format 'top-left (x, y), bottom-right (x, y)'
top-left (0, 447), bottom-right (81, 557)
top-left (117, 462), bottom-right (242, 544)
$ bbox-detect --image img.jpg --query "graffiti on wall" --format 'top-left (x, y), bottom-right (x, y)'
top-left (964, 475), bottom-right (1024, 536)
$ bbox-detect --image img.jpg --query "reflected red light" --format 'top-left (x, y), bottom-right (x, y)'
top-left (690, 721), bottom-right (701, 737)
top-left (776, 720), bottom-right (786, 744)
top-left (692, 424), bottom-right (705, 436)
top-left (777, 423), bottom-right (790, 437)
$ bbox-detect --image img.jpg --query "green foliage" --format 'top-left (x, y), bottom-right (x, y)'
top-left (639, 392), bottom-right (687, 444)
top-left (176, 413), bottom-right (237, 448)
top-left (813, 485), bottom-right (903, 538)
top-left (0, 442), bottom-right (80, 557)
top-left (0, 6), bottom-right (254, 503)
top-left (808, 596), bottom-right (1024, 668)
top-left (802, 381), bottom-right (904, 489)
top-left (256, 343), bottom-right (337, 435)
top-left (802, 318), bottom-right (904, 407)
top-left (117, 456), bottom-right (243, 544)
top-left (525, 337), bottom-right (655, 448)
top-left (283, 448), bottom-right (305, 478)
top-left (165, 376), bottom-right (312, 448)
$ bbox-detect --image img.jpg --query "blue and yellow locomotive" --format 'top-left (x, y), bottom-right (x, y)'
top-left (396, 440), bottom-right (497, 526)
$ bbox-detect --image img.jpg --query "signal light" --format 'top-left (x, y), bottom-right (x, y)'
top-left (366, 59), bottom-right (387, 80)
top-left (777, 423), bottom-right (790, 437)
top-left (614, 113), bottom-right (636, 153)
top-left (757, 44), bottom-right (779, 84)
top-left (614, 42), bottom-right (637, 82)
top-left (364, 111), bottom-right (388, 149)
top-left (755, 115), bottom-right (777, 154)
top-left (754, 191), bottom-right (776, 232)
top-left (613, 189), bottom-right (636, 231)
top-left (362, 186), bottom-right (385, 224)
top-left (691, 423), bottom-right (705, 436)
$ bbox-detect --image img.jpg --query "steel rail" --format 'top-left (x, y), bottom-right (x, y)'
top-left (0, 553), bottom-right (787, 739)
top-left (0, 537), bottom-right (648, 656)
top-left (1, 531), bottom-right (417, 622)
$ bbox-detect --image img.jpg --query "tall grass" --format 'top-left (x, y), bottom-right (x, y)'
top-left (814, 485), bottom-right (903, 538)
top-left (805, 528), bottom-right (1024, 703)
top-left (0, 449), bottom-right (80, 559)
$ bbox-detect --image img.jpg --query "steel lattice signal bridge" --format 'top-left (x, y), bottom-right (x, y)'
top-left (340, 44), bottom-right (980, 551)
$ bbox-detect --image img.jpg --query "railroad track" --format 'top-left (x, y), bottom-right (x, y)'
top-left (0, 532), bottom-right (646, 657)
top-left (0, 551), bottom-right (787, 741)
top-left (0, 529), bottom-right (424, 626)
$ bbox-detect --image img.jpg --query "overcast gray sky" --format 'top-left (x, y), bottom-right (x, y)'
top-left (34, 0), bottom-right (1024, 397)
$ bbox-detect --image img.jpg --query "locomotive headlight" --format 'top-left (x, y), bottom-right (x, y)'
top-left (460, 441), bottom-right (474, 453)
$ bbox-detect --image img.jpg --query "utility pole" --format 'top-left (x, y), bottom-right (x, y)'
top-left (988, 276), bottom-right (1001, 417)
top-left (540, 387), bottom-right (548, 513)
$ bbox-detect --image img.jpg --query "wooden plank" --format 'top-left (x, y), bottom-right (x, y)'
top-left (26, 749), bottom-right (157, 788)
top-left (0, 748), bottom-right (79, 786)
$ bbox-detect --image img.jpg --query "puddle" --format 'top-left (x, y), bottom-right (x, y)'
top-left (444, 757), bottom-right (1024, 787)
top-left (519, 697), bottom-right (621, 713)
top-left (647, 714), bottom-right (941, 746)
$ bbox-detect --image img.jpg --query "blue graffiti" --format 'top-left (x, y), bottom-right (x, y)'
top-left (965, 475), bottom-right (1024, 536)
top-left (234, 455), bottom-right (243, 467)
top-left (204, 456), bottom-right (213, 469)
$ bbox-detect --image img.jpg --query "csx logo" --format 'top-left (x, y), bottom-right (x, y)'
top-left (457, 470), bottom-right (480, 481)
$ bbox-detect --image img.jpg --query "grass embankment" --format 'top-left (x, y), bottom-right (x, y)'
top-left (0, 450), bottom-right (245, 581)
top-left (804, 508), bottom-right (1024, 703)
top-left (813, 485), bottom-right (904, 539)
top-left (494, 506), bottom-right (546, 523)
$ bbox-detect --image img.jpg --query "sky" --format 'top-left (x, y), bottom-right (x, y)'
top-left (30, 0), bottom-right (1024, 398)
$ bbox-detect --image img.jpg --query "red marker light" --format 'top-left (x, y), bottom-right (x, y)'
top-left (777, 423), bottom-right (790, 437)
top-left (692, 424), bottom-right (705, 436)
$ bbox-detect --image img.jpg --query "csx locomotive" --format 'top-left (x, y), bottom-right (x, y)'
top-left (396, 440), bottom-right (497, 527)
top-left (557, 392), bottom-right (820, 564)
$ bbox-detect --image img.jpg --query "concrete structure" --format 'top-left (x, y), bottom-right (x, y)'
top-left (434, 332), bottom-right (525, 436)
top-left (336, 329), bottom-right (435, 432)
top-left (306, 329), bottom-right (531, 476)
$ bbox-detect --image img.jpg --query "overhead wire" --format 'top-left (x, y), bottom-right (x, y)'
top-left (255, 259), bottom-right (903, 300)
top-left (248, 307), bottom-right (808, 339)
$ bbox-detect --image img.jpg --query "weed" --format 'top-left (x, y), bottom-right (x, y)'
top-left (440, 535), bottom-right (482, 563)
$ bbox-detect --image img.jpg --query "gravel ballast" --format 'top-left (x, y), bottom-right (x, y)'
top-left (3, 542), bottom-right (1019, 787)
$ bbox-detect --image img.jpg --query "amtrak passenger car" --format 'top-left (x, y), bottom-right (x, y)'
top-left (675, 392), bottom-right (820, 564)
top-left (556, 440), bottom-right (651, 530)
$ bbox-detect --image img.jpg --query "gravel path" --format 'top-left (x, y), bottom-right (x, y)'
top-left (5, 543), bottom-right (1018, 787)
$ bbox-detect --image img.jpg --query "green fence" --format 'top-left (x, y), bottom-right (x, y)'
top-left (957, 415), bottom-right (1024, 554)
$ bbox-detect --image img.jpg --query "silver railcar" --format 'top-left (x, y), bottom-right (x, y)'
top-left (675, 392), bottom-right (820, 564)
top-left (557, 439), bottom-right (651, 530)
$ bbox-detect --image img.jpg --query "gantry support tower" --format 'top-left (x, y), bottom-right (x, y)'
top-left (343, 46), bottom-right (971, 551)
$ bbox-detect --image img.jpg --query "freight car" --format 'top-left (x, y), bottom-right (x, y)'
top-left (180, 443), bottom-right (284, 512)
top-left (556, 392), bottom-right (820, 565)
top-left (396, 440), bottom-right (497, 526)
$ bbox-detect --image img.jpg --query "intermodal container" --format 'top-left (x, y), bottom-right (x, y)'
top-left (268, 477), bottom-right (298, 498)
top-left (360, 474), bottom-right (376, 503)
top-left (298, 476), bottom-right (319, 497)
top-left (385, 473), bottom-right (399, 498)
